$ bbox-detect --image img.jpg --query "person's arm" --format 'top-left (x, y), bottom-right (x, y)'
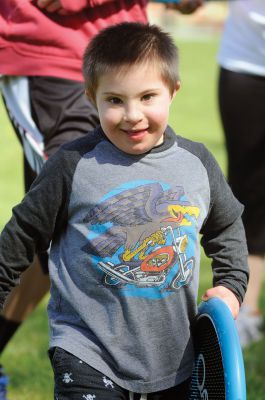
top-left (200, 149), bottom-right (249, 319)
top-left (0, 151), bottom-right (69, 308)
top-left (36, 0), bottom-right (115, 14)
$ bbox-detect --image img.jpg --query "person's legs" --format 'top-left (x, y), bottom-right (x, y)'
top-left (28, 76), bottom-right (99, 157)
top-left (218, 68), bottom-right (265, 346)
top-left (1, 256), bottom-right (50, 323)
top-left (218, 68), bottom-right (265, 253)
top-left (244, 255), bottom-right (264, 311)
top-left (235, 255), bottom-right (264, 347)
top-left (49, 347), bottom-right (190, 400)
top-left (0, 96), bottom-right (49, 355)
top-left (49, 347), bottom-right (129, 400)
top-left (0, 257), bottom-right (50, 352)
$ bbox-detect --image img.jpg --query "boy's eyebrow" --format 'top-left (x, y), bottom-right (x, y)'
top-left (102, 92), bottom-right (121, 96)
top-left (102, 88), bottom-right (162, 96)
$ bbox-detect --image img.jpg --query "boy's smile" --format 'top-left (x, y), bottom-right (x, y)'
top-left (94, 63), bottom-right (179, 155)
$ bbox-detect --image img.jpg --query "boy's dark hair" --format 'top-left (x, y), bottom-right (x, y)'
top-left (83, 22), bottom-right (179, 101)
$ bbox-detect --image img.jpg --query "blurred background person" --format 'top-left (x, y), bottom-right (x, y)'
top-left (218, 0), bottom-right (265, 347)
top-left (151, 0), bottom-right (265, 348)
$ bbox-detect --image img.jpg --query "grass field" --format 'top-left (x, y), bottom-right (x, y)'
top-left (1, 36), bottom-right (265, 399)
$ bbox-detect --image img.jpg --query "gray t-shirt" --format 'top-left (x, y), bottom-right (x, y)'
top-left (0, 126), bottom-right (248, 393)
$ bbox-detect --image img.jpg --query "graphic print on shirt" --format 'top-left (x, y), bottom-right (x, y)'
top-left (82, 181), bottom-right (200, 299)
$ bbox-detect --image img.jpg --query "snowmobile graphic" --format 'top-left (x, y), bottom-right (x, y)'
top-left (97, 225), bottom-right (194, 290)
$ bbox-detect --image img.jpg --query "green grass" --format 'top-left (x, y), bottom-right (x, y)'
top-left (1, 37), bottom-right (265, 399)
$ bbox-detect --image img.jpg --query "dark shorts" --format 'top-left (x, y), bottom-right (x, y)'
top-left (12, 76), bottom-right (99, 190)
top-left (48, 347), bottom-right (190, 400)
top-left (2, 76), bottom-right (100, 272)
top-left (218, 68), bottom-right (265, 255)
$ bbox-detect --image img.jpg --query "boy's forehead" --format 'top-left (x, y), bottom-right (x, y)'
top-left (111, 61), bottom-right (160, 76)
top-left (97, 62), bottom-right (165, 89)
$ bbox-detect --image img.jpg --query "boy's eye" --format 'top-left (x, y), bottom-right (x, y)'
top-left (107, 97), bottom-right (122, 104)
top-left (142, 93), bottom-right (155, 101)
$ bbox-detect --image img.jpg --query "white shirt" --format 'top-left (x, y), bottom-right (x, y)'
top-left (218, 0), bottom-right (265, 76)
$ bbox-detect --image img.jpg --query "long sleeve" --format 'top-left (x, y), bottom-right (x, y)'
top-left (201, 215), bottom-right (248, 304)
top-left (0, 151), bottom-right (69, 308)
top-left (200, 148), bottom-right (249, 304)
top-left (176, 134), bottom-right (249, 304)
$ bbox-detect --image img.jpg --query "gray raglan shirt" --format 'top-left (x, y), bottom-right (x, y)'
top-left (0, 126), bottom-right (248, 393)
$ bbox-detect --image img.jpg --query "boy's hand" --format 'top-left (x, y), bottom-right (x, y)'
top-left (202, 286), bottom-right (240, 319)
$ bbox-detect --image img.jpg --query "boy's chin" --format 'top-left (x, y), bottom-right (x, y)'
top-left (121, 137), bottom-right (165, 155)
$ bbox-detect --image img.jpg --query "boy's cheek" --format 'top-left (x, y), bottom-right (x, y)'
top-left (99, 109), bottom-right (118, 125)
top-left (104, 107), bottom-right (122, 122)
top-left (148, 108), bottom-right (169, 124)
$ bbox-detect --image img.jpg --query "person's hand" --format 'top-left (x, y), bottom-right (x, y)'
top-left (166, 0), bottom-right (204, 15)
top-left (36, 0), bottom-right (69, 15)
top-left (202, 285), bottom-right (240, 319)
top-left (37, 0), bottom-right (62, 12)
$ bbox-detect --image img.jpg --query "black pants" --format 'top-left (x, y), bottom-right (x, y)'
top-left (49, 347), bottom-right (190, 400)
top-left (9, 76), bottom-right (99, 191)
top-left (218, 67), bottom-right (265, 255)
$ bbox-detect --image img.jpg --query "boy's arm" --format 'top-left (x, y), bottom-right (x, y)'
top-left (201, 214), bottom-right (248, 318)
top-left (200, 149), bottom-right (249, 318)
top-left (0, 151), bottom-right (68, 308)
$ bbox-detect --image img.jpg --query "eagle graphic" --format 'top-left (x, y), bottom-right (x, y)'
top-left (82, 182), bottom-right (199, 289)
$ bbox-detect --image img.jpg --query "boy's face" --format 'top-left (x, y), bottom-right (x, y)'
top-left (93, 63), bottom-right (180, 155)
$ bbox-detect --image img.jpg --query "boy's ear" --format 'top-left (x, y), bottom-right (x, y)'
top-left (85, 89), bottom-right (91, 99)
top-left (172, 80), bottom-right (181, 99)
top-left (85, 89), bottom-right (96, 105)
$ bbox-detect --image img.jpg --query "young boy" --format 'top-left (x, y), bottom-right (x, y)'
top-left (0, 23), bottom-right (248, 399)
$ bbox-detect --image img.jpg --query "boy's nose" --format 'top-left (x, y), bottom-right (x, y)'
top-left (123, 105), bottom-right (143, 123)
